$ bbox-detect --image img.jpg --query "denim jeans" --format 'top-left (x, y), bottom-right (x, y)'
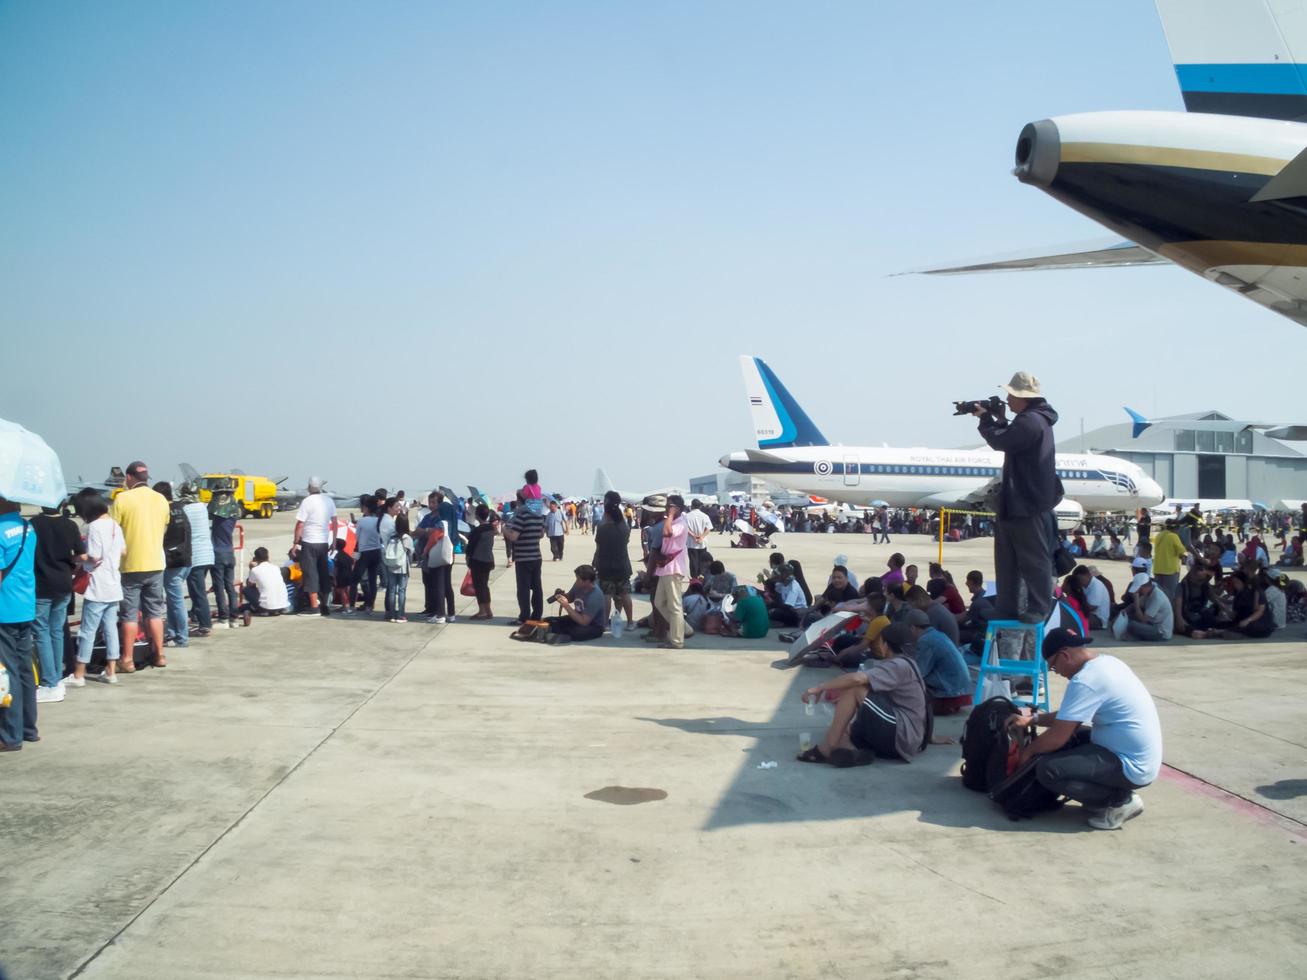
top-left (353, 549), bottom-right (383, 610)
top-left (163, 566), bottom-right (191, 644)
top-left (385, 570), bottom-right (409, 619)
top-left (0, 622), bottom-right (37, 746)
top-left (187, 565), bottom-right (213, 630)
top-left (33, 593), bottom-right (71, 688)
top-left (212, 549), bottom-right (238, 622)
top-left (1035, 729), bottom-right (1142, 808)
top-left (78, 599), bottom-right (120, 663)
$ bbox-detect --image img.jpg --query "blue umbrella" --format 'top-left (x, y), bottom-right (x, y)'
top-left (870, 499), bottom-right (890, 508)
top-left (1252, 501), bottom-right (1269, 511)
top-left (0, 418), bottom-right (67, 508)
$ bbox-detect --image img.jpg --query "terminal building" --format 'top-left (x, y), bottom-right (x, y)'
top-left (1059, 410), bottom-right (1307, 508)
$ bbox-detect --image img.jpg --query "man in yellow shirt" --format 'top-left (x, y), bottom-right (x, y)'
top-left (108, 461), bottom-right (170, 669)
top-left (1151, 519), bottom-right (1188, 604)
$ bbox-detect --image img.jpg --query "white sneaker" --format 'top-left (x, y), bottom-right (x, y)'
top-left (90, 672), bottom-right (119, 685)
top-left (65, 675), bottom-right (86, 688)
top-left (36, 684), bottom-right (65, 703)
top-left (227, 620), bottom-right (238, 629)
top-left (428, 616), bottom-right (446, 624)
top-left (447, 615), bottom-right (456, 624)
top-left (1088, 793), bottom-right (1144, 830)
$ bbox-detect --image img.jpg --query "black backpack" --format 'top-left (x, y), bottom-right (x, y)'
top-left (989, 758), bottom-right (1066, 821)
top-left (164, 502), bottom-right (192, 568)
top-left (960, 696), bottom-right (1021, 792)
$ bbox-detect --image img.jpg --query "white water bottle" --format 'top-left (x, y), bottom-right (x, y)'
top-left (611, 613), bottom-right (625, 639)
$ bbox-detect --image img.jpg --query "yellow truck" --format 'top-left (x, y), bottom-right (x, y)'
top-left (181, 465), bottom-right (281, 519)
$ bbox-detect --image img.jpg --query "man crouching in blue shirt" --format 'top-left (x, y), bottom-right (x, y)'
top-left (1011, 627), bottom-right (1163, 830)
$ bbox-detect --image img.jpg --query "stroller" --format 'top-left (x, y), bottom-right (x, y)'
top-left (729, 518), bottom-right (776, 549)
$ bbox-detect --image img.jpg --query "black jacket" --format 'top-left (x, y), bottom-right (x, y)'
top-left (977, 401), bottom-right (1063, 519)
top-left (164, 502), bottom-right (193, 568)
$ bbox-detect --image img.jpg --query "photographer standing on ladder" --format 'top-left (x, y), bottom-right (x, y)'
top-left (969, 372), bottom-right (1063, 627)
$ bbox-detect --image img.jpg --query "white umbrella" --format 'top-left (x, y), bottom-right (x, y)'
top-left (0, 418), bottom-right (67, 508)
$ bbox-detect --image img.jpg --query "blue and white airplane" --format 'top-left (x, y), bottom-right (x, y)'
top-left (719, 357), bottom-right (1165, 522)
top-left (923, 0), bottom-right (1307, 330)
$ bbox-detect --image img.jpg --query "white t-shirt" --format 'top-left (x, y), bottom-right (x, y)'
top-left (683, 509), bottom-right (713, 550)
top-left (1057, 654), bottom-right (1162, 786)
top-left (1084, 576), bottom-right (1111, 625)
top-left (249, 563), bottom-right (289, 610)
top-left (296, 493), bottom-right (337, 546)
top-left (83, 517), bottom-right (125, 604)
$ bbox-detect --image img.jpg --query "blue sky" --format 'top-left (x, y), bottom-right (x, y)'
top-left (3, 1), bottom-right (1303, 497)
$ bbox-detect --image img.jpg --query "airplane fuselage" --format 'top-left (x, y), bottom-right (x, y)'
top-left (720, 445), bottom-right (1164, 514)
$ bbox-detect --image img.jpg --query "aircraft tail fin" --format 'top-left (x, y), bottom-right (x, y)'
top-left (467, 485), bottom-right (486, 503)
top-left (593, 468), bottom-right (616, 498)
top-left (1125, 406), bottom-right (1152, 439)
top-left (738, 356), bottom-right (828, 449)
top-left (178, 463), bottom-right (201, 486)
top-left (1156, 0), bottom-right (1307, 121)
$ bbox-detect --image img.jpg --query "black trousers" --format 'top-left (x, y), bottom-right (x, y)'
top-left (547, 616), bottom-right (603, 641)
top-left (549, 535), bottom-right (565, 560)
top-left (424, 565), bottom-right (452, 618)
top-left (688, 548), bottom-right (711, 579)
top-left (994, 514), bottom-right (1054, 622)
top-left (468, 559), bottom-right (493, 603)
top-left (1035, 729), bottom-right (1142, 808)
top-left (352, 549), bottom-right (383, 609)
top-left (299, 541), bottom-right (331, 605)
top-left (515, 559), bottom-right (544, 620)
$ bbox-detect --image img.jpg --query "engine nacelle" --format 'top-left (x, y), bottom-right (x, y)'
top-left (1054, 500), bottom-right (1085, 533)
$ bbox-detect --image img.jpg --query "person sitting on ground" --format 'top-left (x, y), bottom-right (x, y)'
top-left (1088, 533), bottom-right (1109, 558)
top-left (1175, 560), bottom-right (1229, 638)
top-left (683, 581), bottom-right (712, 633)
top-left (958, 569), bottom-right (995, 653)
top-left (764, 551), bottom-right (812, 607)
top-left (1284, 578), bottom-right (1307, 624)
top-left (727, 585), bottom-right (769, 639)
top-left (1260, 569), bottom-right (1287, 631)
top-left (242, 547), bottom-right (289, 619)
top-left (703, 560), bottom-right (738, 604)
top-left (1106, 534), bottom-right (1127, 560)
top-left (1066, 565), bottom-right (1109, 630)
top-left (1209, 570), bottom-right (1275, 639)
top-left (905, 584), bottom-right (960, 645)
top-left (766, 563), bottom-right (808, 627)
top-left (1118, 573), bottom-right (1173, 641)
top-left (903, 607), bottom-right (972, 714)
top-left (1279, 535), bottom-right (1304, 567)
top-left (903, 564), bottom-right (920, 588)
top-left (832, 554), bottom-right (859, 591)
top-left (796, 622), bottom-right (936, 767)
top-left (803, 564), bottom-right (859, 626)
top-left (1242, 535), bottom-right (1269, 568)
top-left (880, 552), bottom-right (906, 589)
top-left (814, 598), bottom-right (890, 667)
top-left (926, 563), bottom-right (966, 616)
top-left (536, 564), bottom-right (607, 644)
top-left (1059, 572), bottom-right (1093, 633)
top-left (1218, 533), bottom-right (1238, 570)
top-left (1010, 627), bottom-right (1162, 831)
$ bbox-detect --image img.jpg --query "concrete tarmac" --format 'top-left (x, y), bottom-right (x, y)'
top-left (4, 514), bottom-right (1306, 979)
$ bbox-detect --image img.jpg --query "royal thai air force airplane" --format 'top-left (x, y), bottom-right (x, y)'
top-left (923, 0), bottom-right (1307, 330)
top-left (718, 357), bottom-right (1165, 524)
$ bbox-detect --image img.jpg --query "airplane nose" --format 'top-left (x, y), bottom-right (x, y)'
top-left (1014, 118), bottom-right (1060, 187)
top-left (1140, 476), bottom-right (1165, 506)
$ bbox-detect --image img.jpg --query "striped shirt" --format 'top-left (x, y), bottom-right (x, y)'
top-left (508, 508), bottom-right (545, 562)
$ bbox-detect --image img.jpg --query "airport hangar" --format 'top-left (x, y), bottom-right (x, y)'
top-left (1059, 411), bottom-right (1307, 508)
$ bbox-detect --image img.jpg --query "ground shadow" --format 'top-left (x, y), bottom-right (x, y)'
top-left (1255, 779), bottom-right (1307, 800)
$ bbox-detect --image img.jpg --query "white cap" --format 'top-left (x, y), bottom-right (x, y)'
top-left (1126, 572), bottom-right (1151, 594)
top-left (307, 476), bottom-right (324, 491)
top-left (834, 554), bottom-right (848, 567)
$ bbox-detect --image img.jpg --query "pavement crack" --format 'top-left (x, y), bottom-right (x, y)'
top-left (884, 845), bottom-right (1006, 905)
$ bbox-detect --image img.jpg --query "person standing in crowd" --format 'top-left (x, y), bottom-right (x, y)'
top-left (0, 495), bottom-right (38, 750)
top-left (972, 372), bottom-right (1062, 625)
top-left (209, 490), bottom-right (241, 629)
top-left (463, 504), bottom-right (498, 620)
top-left (1012, 628), bottom-right (1161, 830)
top-left (68, 491), bottom-right (125, 686)
top-left (1151, 519), bottom-right (1186, 602)
top-left (156, 482), bottom-right (192, 650)
top-left (291, 476), bottom-right (336, 618)
top-left (383, 513), bottom-right (413, 623)
top-left (421, 516), bottom-right (455, 623)
top-left (545, 500), bottom-right (567, 561)
top-left (30, 504), bottom-right (83, 703)
top-left (1136, 507), bottom-right (1151, 547)
top-left (593, 490), bottom-right (634, 630)
top-left (684, 499), bottom-right (713, 579)
top-left (331, 538), bottom-right (354, 611)
top-left (110, 463), bottom-right (170, 670)
top-left (653, 494), bottom-right (689, 649)
top-left (503, 492), bottom-right (545, 625)
top-left (181, 486), bottom-right (215, 637)
top-left (351, 496), bottom-right (385, 613)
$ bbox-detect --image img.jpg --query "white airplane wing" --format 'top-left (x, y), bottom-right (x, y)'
top-left (914, 478), bottom-right (1000, 510)
top-left (905, 238), bottom-right (1169, 276)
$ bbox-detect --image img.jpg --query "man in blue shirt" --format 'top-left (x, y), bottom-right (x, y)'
top-left (1013, 628), bottom-right (1163, 831)
top-left (0, 497), bottom-right (39, 750)
top-left (904, 608), bottom-right (972, 703)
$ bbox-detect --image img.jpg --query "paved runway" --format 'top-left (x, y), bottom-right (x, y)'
top-left (5, 514), bottom-right (1306, 979)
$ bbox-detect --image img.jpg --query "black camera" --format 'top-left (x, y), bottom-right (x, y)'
top-left (546, 589), bottom-right (566, 604)
top-left (953, 395), bottom-right (1006, 417)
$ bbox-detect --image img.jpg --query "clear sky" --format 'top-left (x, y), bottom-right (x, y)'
top-left (3, 1), bottom-right (1304, 498)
